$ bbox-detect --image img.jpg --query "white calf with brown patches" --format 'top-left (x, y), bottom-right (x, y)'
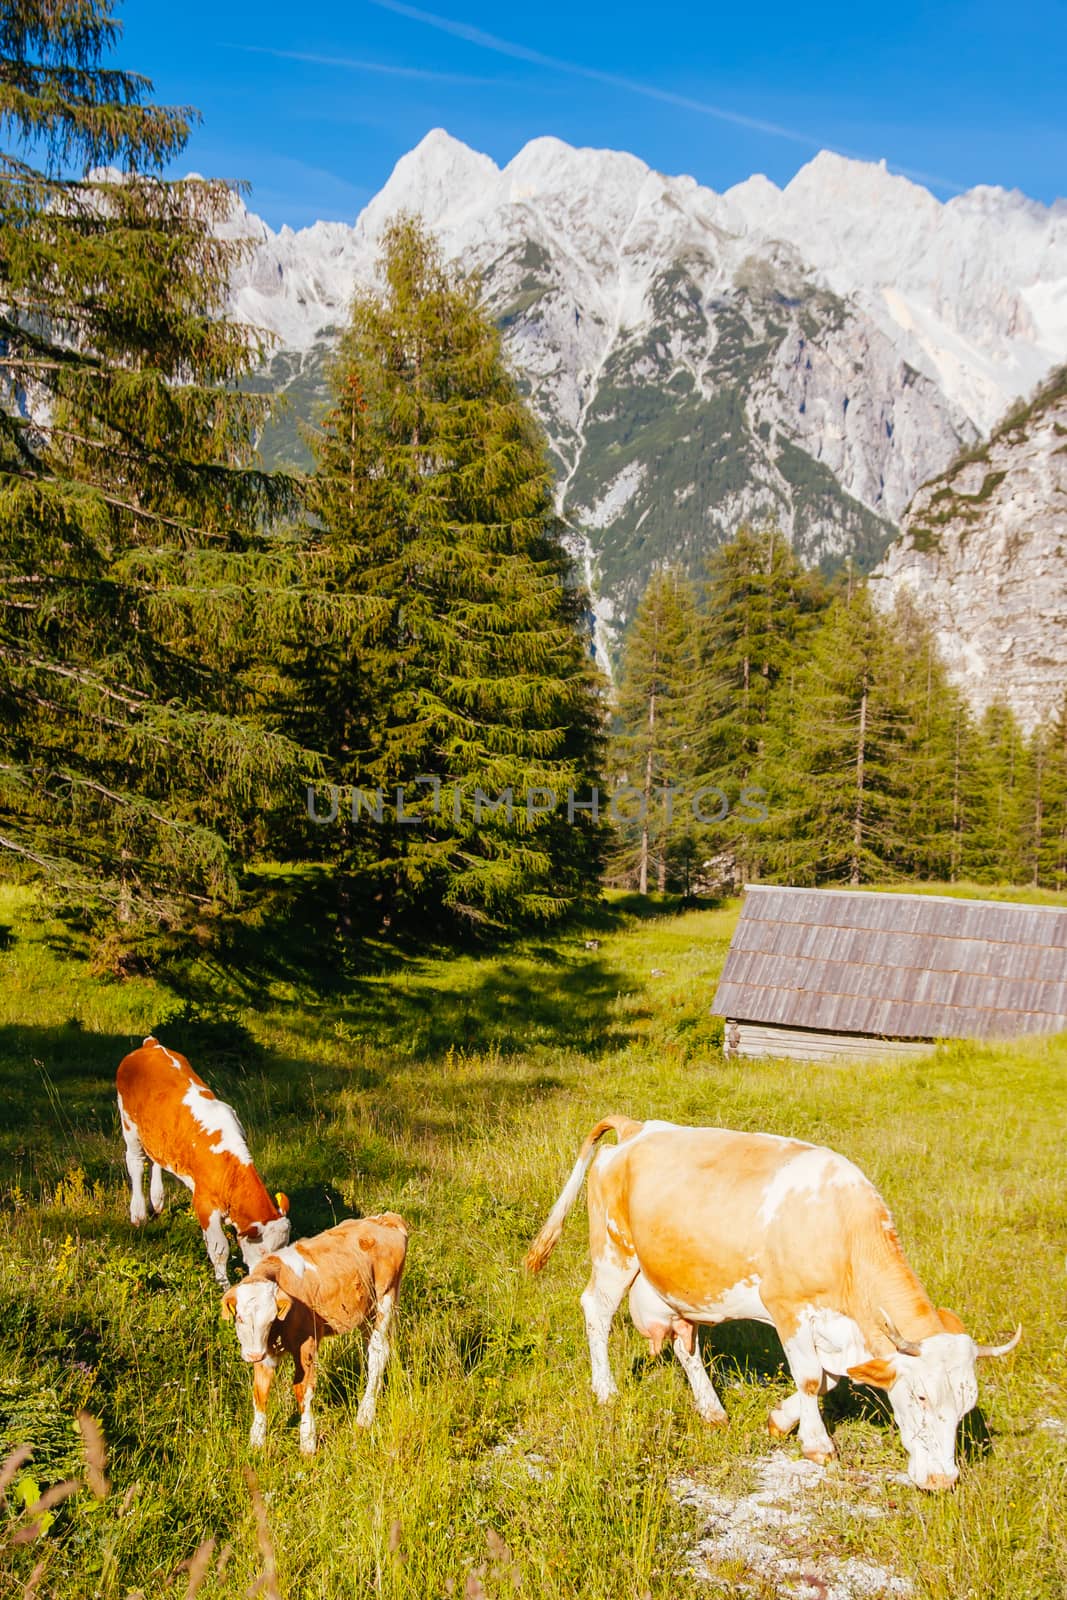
top-left (116, 1037), bottom-right (290, 1288)
top-left (526, 1117), bottom-right (1020, 1491)
top-left (221, 1213), bottom-right (408, 1453)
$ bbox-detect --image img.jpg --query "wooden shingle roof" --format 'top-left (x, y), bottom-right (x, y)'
top-left (711, 886), bottom-right (1067, 1040)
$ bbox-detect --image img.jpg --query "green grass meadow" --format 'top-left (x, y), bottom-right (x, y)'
top-left (0, 884), bottom-right (1064, 1598)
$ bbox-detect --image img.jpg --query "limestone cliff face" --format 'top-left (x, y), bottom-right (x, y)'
top-left (874, 366), bottom-right (1067, 731)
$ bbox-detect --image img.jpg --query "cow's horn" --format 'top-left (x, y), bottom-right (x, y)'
top-left (975, 1325), bottom-right (1022, 1359)
top-left (878, 1309), bottom-right (922, 1357)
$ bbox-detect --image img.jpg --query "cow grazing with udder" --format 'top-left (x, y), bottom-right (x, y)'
top-left (221, 1213), bottom-right (408, 1452)
top-left (526, 1117), bottom-right (1020, 1491)
top-left (116, 1036), bottom-right (290, 1288)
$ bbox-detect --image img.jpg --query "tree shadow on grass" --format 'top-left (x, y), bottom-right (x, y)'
top-left (581, 891), bottom-right (728, 927)
top-left (324, 949), bottom-right (637, 1059)
top-left (112, 868), bottom-right (645, 1060)
top-left (0, 1022), bottom-right (138, 1182)
top-left (144, 875), bottom-right (663, 1021)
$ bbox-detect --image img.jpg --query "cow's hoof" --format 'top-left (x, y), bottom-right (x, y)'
top-left (699, 1412), bottom-right (728, 1428)
top-left (802, 1448), bottom-right (835, 1466)
top-left (767, 1418), bottom-right (791, 1438)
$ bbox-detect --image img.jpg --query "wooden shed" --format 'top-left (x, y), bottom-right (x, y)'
top-left (712, 885), bottom-right (1067, 1063)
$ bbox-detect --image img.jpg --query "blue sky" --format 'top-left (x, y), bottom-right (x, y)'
top-left (116, 0), bottom-right (1066, 229)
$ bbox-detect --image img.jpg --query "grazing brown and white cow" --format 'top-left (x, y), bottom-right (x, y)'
top-left (221, 1213), bottom-right (408, 1453)
top-left (526, 1117), bottom-right (1020, 1491)
top-left (116, 1036), bottom-right (290, 1288)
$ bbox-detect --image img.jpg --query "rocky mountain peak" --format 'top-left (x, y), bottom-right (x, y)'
top-left (226, 131), bottom-right (1065, 681)
top-left (874, 365), bottom-right (1067, 732)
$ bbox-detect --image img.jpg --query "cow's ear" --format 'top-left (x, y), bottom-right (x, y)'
top-left (220, 1288), bottom-right (238, 1322)
top-left (275, 1191), bottom-right (290, 1216)
top-left (938, 1307), bottom-right (966, 1335)
top-left (274, 1291), bottom-right (292, 1321)
top-left (847, 1357), bottom-right (897, 1390)
top-left (244, 1223), bottom-right (262, 1244)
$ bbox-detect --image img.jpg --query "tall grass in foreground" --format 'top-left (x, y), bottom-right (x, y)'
top-left (0, 884), bottom-right (1063, 1597)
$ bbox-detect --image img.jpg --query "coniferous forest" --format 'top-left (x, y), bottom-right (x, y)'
top-left (609, 528), bottom-right (1067, 897)
top-left (2, 2), bottom-right (1064, 974)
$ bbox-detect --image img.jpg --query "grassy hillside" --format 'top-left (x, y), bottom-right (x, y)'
top-left (0, 885), bottom-right (1064, 1598)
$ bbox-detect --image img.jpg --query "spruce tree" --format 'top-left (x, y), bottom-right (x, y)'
top-left (761, 588), bottom-right (909, 885)
top-left (1032, 695), bottom-right (1067, 889)
top-left (609, 567), bottom-right (699, 893)
top-left (0, 1), bottom-right (304, 938)
top-left (943, 694), bottom-right (990, 883)
top-left (305, 216), bottom-right (604, 933)
top-left (692, 524), bottom-right (827, 878)
top-left (882, 593), bottom-right (961, 881)
top-left (960, 703), bottom-right (1029, 883)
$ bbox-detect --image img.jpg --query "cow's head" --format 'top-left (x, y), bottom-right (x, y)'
top-left (848, 1311), bottom-right (1020, 1491)
top-left (221, 1280), bottom-right (292, 1364)
top-left (239, 1205), bottom-right (290, 1269)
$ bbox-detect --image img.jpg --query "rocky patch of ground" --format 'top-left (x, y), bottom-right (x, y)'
top-left (673, 1454), bottom-right (912, 1600)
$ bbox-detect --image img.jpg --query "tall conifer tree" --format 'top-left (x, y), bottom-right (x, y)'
top-left (1031, 694), bottom-right (1067, 889)
top-left (0, 1), bottom-right (304, 936)
top-left (761, 588), bottom-right (908, 885)
top-left (960, 703), bottom-right (1029, 883)
top-left (609, 567), bottom-right (699, 893)
top-left (883, 593), bottom-right (962, 881)
top-left (306, 216), bottom-right (604, 932)
top-left (693, 524), bottom-right (827, 878)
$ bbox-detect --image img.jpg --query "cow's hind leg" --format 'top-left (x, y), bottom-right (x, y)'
top-left (356, 1290), bottom-right (394, 1429)
top-left (776, 1321), bottom-right (835, 1465)
top-left (120, 1114), bottom-right (148, 1226)
top-left (149, 1163), bottom-right (165, 1216)
top-left (629, 1273), bottom-right (726, 1424)
top-left (581, 1251), bottom-right (638, 1404)
top-left (673, 1326), bottom-right (728, 1426)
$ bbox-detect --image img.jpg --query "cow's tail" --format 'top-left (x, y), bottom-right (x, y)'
top-left (525, 1116), bottom-right (642, 1274)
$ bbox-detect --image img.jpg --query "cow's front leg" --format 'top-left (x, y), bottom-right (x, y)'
top-left (778, 1326), bottom-right (835, 1465)
top-left (673, 1327), bottom-right (728, 1426)
top-left (581, 1253), bottom-right (637, 1404)
top-left (356, 1291), bottom-right (394, 1429)
top-left (149, 1162), bottom-right (165, 1216)
top-left (293, 1339), bottom-right (319, 1454)
top-left (768, 1372), bottom-right (839, 1438)
top-left (201, 1208), bottom-right (231, 1289)
top-left (250, 1358), bottom-right (275, 1449)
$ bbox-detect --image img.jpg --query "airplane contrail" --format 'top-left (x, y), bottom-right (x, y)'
top-left (230, 42), bottom-right (506, 87)
top-left (367, 0), bottom-right (966, 192)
